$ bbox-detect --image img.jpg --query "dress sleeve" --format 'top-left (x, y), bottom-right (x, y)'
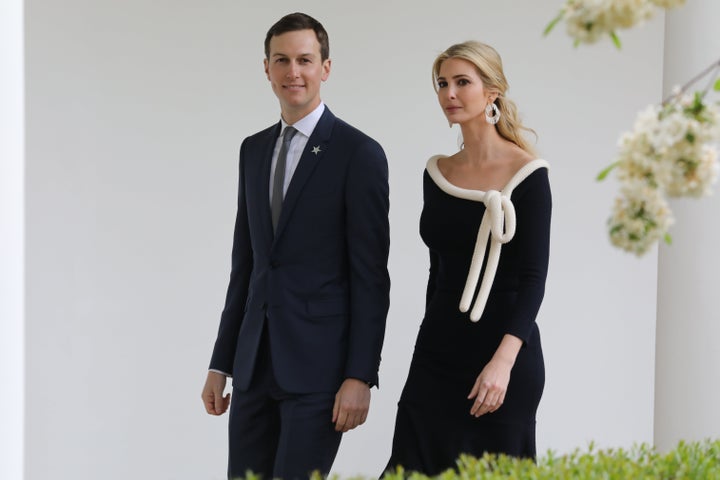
top-left (422, 169), bottom-right (439, 311)
top-left (426, 249), bottom-right (438, 311)
top-left (505, 168), bottom-right (552, 343)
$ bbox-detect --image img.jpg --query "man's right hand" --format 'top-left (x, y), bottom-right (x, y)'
top-left (202, 371), bottom-right (230, 415)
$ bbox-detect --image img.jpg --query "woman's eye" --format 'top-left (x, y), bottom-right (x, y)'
top-left (438, 81), bottom-right (447, 88)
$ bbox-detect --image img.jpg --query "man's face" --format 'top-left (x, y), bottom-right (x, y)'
top-left (264, 29), bottom-right (331, 122)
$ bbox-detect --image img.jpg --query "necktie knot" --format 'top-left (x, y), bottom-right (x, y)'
top-left (283, 126), bottom-right (298, 145)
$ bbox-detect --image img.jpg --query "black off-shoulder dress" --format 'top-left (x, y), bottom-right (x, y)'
top-left (386, 156), bottom-right (552, 475)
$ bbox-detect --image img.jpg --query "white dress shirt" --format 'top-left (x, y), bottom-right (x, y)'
top-left (269, 102), bottom-right (326, 202)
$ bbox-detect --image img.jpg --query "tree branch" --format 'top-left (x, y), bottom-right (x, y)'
top-left (662, 57), bottom-right (720, 105)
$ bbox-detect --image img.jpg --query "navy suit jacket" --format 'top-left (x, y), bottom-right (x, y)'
top-left (209, 107), bottom-right (390, 393)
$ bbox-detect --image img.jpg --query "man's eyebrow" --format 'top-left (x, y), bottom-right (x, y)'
top-left (271, 52), bottom-right (315, 58)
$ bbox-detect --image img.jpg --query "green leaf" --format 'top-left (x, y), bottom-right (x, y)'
top-left (691, 91), bottom-right (705, 115)
top-left (610, 31), bottom-right (622, 49)
top-left (664, 232), bottom-right (672, 245)
top-left (714, 78), bottom-right (720, 92)
top-left (543, 12), bottom-right (564, 37)
top-left (597, 161), bottom-right (620, 181)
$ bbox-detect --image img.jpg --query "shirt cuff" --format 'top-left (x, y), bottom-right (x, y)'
top-left (348, 377), bottom-right (374, 388)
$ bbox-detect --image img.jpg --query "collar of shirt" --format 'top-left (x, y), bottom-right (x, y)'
top-left (270, 102), bottom-right (326, 202)
top-left (279, 102), bottom-right (325, 138)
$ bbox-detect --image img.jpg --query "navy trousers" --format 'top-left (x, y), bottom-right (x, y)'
top-left (227, 329), bottom-right (342, 480)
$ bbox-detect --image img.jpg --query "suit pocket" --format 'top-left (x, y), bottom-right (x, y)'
top-left (306, 297), bottom-right (347, 317)
top-left (303, 187), bottom-right (338, 200)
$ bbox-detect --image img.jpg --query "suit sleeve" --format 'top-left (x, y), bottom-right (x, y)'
top-left (343, 138), bottom-right (391, 387)
top-left (208, 140), bottom-right (254, 374)
top-left (505, 168), bottom-right (552, 343)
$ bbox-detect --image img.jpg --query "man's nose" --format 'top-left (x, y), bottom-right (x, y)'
top-left (287, 62), bottom-right (300, 78)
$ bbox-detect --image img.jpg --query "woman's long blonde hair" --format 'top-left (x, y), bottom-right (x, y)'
top-left (432, 41), bottom-right (537, 156)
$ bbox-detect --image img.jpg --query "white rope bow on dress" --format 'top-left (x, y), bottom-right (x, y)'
top-left (460, 190), bottom-right (516, 321)
top-left (425, 156), bottom-right (549, 322)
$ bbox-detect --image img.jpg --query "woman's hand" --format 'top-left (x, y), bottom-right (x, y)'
top-left (467, 357), bottom-right (512, 416)
top-left (467, 334), bottom-right (523, 417)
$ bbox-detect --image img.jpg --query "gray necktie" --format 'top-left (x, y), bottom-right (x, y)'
top-left (271, 126), bottom-right (298, 231)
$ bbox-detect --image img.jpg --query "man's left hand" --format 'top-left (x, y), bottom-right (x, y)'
top-left (332, 378), bottom-right (370, 432)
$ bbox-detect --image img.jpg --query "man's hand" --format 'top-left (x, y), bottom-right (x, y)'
top-left (332, 378), bottom-right (370, 432)
top-left (202, 371), bottom-right (230, 416)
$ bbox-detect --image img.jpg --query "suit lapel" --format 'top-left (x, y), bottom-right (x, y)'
top-left (255, 123), bottom-right (281, 247)
top-left (273, 108), bottom-right (336, 241)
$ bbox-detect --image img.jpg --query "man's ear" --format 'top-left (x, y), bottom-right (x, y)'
top-left (321, 58), bottom-right (332, 82)
top-left (263, 58), bottom-right (270, 80)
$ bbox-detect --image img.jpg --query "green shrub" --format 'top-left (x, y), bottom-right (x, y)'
top-left (379, 439), bottom-right (720, 480)
top-left (234, 440), bottom-right (720, 479)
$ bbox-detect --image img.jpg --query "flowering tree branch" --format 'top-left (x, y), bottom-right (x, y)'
top-left (598, 63), bottom-right (720, 255)
top-left (545, 0), bottom-right (686, 49)
top-left (663, 58), bottom-right (720, 105)
top-left (544, 1), bottom-right (720, 256)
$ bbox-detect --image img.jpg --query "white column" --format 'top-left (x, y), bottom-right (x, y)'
top-left (655, 0), bottom-right (720, 450)
top-left (0, 0), bottom-right (25, 479)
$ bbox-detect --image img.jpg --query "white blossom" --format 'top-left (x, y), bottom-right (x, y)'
top-left (555, 0), bottom-right (684, 46)
top-left (608, 181), bottom-right (674, 256)
top-left (665, 144), bottom-right (720, 197)
top-left (549, 1), bottom-right (717, 256)
top-left (649, 0), bottom-right (686, 8)
top-left (607, 91), bottom-right (720, 255)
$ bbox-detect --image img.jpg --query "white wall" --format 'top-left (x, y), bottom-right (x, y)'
top-left (22, 1), bottom-right (664, 478)
top-left (0, 0), bottom-right (25, 479)
top-left (655, 0), bottom-right (720, 451)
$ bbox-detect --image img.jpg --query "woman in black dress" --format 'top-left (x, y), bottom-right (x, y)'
top-left (386, 41), bottom-right (551, 475)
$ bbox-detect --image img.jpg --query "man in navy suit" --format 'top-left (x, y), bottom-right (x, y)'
top-left (201, 12), bottom-right (390, 480)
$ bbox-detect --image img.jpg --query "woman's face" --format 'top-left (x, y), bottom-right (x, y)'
top-left (436, 57), bottom-right (493, 126)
